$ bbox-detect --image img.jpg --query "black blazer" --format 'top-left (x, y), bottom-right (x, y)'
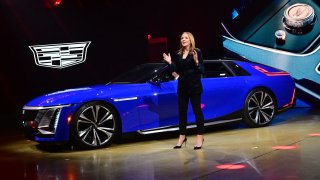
top-left (170, 48), bottom-right (205, 95)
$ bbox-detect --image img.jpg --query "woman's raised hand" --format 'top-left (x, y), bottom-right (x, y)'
top-left (163, 53), bottom-right (172, 64)
top-left (193, 50), bottom-right (199, 64)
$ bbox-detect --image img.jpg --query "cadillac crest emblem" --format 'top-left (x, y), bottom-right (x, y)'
top-left (29, 41), bottom-right (91, 69)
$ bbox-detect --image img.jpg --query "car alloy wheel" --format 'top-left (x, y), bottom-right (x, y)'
top-left (244, 89), bottom-right (276, 127)
top-left (71, 102), bottom-right (119, 149)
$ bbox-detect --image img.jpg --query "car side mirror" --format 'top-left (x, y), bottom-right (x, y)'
top-left (149, 74), bottom-right (172, 85)
top-left (148, 76), bottom-right (161, 85)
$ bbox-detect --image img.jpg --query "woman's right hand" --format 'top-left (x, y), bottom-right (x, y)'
top-left (163, 53), bottom-right (171, 64)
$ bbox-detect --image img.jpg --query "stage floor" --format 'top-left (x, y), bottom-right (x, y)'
top-left (1, 108), bottom-right (320, 179)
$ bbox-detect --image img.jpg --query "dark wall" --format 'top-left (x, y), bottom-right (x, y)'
top-left (0, 0), bottom-right (149, 116)
top-left (0, 0), bottom-right (223, 119)
top-left (146, 0), bottom-right (223, 58)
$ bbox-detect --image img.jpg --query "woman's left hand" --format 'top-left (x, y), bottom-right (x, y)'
top-left (193, 50), bottom-right (199, 64)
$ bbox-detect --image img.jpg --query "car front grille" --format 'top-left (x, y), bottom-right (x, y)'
top-left (22, 108), bottom-right (61, 136)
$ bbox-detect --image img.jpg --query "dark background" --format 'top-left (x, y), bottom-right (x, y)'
top-left (0, 0), bottom-right (227, 125)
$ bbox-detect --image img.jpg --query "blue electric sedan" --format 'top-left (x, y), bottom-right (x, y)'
top-left (22, 59), bottom-right (296, 149)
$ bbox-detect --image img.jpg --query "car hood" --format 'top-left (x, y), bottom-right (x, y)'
top-left (24, 83), bottom-right (139, 107)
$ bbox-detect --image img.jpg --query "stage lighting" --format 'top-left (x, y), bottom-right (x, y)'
top-left (44, 0), bottom-right (62, 8)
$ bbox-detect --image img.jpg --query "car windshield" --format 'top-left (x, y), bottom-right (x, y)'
top-left (111, 63), bottom-right (168, 83)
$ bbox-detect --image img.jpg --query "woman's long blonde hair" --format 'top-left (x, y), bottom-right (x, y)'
top-left (177, 32), bottom-right (196, 55)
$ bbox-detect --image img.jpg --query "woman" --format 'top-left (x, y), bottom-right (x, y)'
top-left (163, 32), bottom-right (205, 150)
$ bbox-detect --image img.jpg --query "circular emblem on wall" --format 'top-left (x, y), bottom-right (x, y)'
top-left (283, 3), bottom-right (316, 34)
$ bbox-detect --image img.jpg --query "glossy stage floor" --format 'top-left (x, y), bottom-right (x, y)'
top-left (0, 107), bottom-right (320, 179)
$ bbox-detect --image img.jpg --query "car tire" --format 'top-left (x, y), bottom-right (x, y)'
top-left (243, 88), bottom-right (276, 128)
top-left (70, 101), bottom-right (120, 149)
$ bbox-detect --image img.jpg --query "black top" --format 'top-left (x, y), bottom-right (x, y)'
top-left (170, 48), bottom-right (205, 95)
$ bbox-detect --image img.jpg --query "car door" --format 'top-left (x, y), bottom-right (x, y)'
top-left (199, 61), bottom-right (246, 122)
top-left (137, 68), bottom-right (179, 130)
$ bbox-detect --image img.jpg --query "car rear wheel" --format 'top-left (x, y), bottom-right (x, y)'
top-left (70, 102), bottom-right (119, 149)
top-left (243, 89), bottom-right (276, 128)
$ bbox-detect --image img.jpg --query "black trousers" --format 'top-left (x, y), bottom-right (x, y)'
top-left (178, 93), bottom-right (205, 135)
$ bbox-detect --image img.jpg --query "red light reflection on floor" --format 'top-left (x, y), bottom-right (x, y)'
top-left (308, 133), bottom-right (320, 137)
top-left (272, 146), bottom-right (297, 150)
top-left (216, 164), bottom-right (246, 170)
top-left (201, 104), bottom-right (205, 109)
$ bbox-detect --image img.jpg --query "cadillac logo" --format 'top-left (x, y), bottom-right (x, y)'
top-left (29, 41), bottom-right (91, 69)
top-left (283, 3), bottom-right (316, 34)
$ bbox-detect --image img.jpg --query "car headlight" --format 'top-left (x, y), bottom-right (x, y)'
top-left (22, 104), bottom-right (71, 135)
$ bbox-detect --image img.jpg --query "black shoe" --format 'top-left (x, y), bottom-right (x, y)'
top-left (173, 137), bottom-right (187, 149)
top-left (194, 138), bottom-right (204, 150)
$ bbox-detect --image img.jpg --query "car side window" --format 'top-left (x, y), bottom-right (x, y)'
top-left (204, 62), bottom-right (232, 78)
top-left (224, 61), bottom-right (250, 76)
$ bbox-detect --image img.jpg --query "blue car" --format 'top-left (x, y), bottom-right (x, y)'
top-left (22, 59), bottom-right (296, 149)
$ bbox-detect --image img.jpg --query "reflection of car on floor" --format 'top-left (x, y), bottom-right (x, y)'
top-left (222, 0), bottom-right (320, 106)
top-left (22, 59), bottom-right (295, 149)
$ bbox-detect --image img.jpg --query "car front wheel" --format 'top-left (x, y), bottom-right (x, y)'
top-left (70, 102), bottom-right (119, 149)
top-left (243, 89), bottom-right (276, 128)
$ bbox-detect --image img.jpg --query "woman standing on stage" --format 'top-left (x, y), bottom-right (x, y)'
top-left (163, 32), bottom-right (205, 150)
